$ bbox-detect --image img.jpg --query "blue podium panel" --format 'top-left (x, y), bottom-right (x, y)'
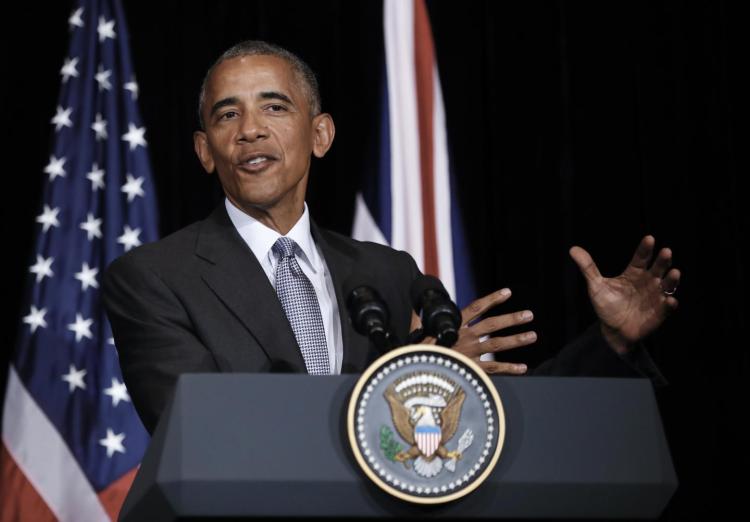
top-left (120, 375), bottom-right (676, 520)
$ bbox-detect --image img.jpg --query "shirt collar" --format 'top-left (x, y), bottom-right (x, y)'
top-left (224, 198), bottom-right (321, 273)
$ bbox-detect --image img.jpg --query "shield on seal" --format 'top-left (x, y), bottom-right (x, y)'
top-left (415, 425), bottom-right (441, 458)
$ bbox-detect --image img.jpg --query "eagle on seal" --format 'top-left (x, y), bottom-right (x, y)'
top-left (384, 381), bottom-right (465, 474)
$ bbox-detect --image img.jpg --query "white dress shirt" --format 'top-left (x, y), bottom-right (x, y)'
top-left (225, 199), bottom-right (343, 374)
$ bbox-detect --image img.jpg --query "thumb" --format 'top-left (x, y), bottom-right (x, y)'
top-left (410, 311), bottom-right (422, 332)
top-left (569, 246), bottom-right (602, 284)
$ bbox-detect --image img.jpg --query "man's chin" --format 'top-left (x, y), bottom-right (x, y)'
top-left (229, 194), bottom-right (296, 214)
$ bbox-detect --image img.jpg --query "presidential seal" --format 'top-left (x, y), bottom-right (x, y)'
top-left (347, 345), bottom-right (505, 504)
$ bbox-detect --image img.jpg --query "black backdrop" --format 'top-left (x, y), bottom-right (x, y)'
top-left (2, 1), bottom-right (747, 520)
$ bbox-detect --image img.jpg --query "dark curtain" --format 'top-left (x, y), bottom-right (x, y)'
top-left (2, 1), bottom-right (746, 519)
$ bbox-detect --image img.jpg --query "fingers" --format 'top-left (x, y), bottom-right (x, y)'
top-left (649, 247), bottom-right (673, 278)
top-left (629, 235), bottom-right (656, 270)
top-left (469, 309), bottom-right (534, 337)
top-left (481, 331), bottom-right (538, 353)
top-left (460, 288), bottom-right (512, 326)
top-left (660, 267), bottom-right (680, 293)
top-left (569, 246), bottom-right (602, 283)
top-left (478, 361), bottom-right (527, 375)
top-left (660, 268), bottom-right (680, 313)
top-left (642, 239), bottom-right (680, 303)
top-left (455, 330), bottom-right (537, 359)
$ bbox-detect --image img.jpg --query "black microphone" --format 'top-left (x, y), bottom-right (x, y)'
top-left (410, 275), bottom-right (461, 347)
top-left (345, 276), bottom-right (397, 352)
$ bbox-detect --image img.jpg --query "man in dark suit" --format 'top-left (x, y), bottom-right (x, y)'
top-left (103, 41), bottom-right (680, 434)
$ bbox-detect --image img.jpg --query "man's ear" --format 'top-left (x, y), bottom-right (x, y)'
top-left (193, 130), bottom-right (215, 174)
top-left (311, 113), bottom-right (335, 158)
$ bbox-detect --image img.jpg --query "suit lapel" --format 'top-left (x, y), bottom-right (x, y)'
top-left (195, 206), bottom-right (306, 372)
top-left (312, 223), bottom-right (374, 373)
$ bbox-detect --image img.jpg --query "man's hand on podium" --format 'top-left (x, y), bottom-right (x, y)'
top-left (410, 288), bottom-right (535, 375)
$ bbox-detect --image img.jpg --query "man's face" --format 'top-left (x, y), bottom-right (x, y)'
top-left (194, 55), bottom-right (334, 217)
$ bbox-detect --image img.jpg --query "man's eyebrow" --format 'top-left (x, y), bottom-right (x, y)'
top-left (209, 97), bottom-right (240, 118)
top-left (208, 92), bottom-right (295, 119)
top-left (258, 91), bottom-right (294, 105)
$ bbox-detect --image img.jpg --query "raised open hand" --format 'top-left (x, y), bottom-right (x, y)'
top-left (569, 235), bottom-right (680, 354)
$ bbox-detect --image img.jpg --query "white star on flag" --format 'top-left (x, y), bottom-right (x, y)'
top-left (22, 305), bottom-right (48, 334)
top-left (91, 113), bottom-right (108, 141)
top-left (36, 205), bottom-right (61, 232)
top-left (124, 78), bottom-right (139, 100)
top-left (62, 364), bottom-right (87, 392)
top-left (29, 255), bottom-right (54, 283)
top-left (95, 65), bottom-right (112, 91)
top-left (117, 225), bottom-right (142, 252)
top-left (51, 106), bottom-right (73, 131)
top-left (97, 16), bottom-right (116, 42)
top-left (86, 163), bottom-right (106, 190)
top-left (99, 429), bottom-right (126, 458)
top-left (60, 57), bottom-right (79, 83)
top-left (121, 123), bottom-right (147, 150)
top-left (44, 155), bottom-right (67, 181)
top-left (74, 262), bottom-right (99, 291)
top-left (103, 378), bottom-right (131, 407)
top-left (121, 174), bottom-right (145, 202)
top-left (68, 7), bottom-right (84, 29)
top-left (80, 212), bottom-right (103, 240)
top-left (67, 313), bottom-right (94, 342)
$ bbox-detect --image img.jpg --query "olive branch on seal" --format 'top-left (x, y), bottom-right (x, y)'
top-left (379, 425), bottom-right (403, 462)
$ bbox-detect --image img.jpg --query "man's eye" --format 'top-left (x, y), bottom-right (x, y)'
top-left (267, 104), bottom-right (287, 112)
top-left (219, 111), bottom-right (238, 120)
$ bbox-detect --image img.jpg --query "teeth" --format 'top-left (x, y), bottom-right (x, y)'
top-left (248, 157), bottom-right (267, 165)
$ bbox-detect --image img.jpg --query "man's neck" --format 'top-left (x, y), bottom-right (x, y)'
top-left (228, 198), bottom-right (304, 236)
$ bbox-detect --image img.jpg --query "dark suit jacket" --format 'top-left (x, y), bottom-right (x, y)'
top-left (104, 204), bottom-right (662, 434)
top-left (103, 205), bottom-right (419, 433)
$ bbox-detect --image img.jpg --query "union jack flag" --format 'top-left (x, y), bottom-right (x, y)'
top-left (1, 1), bottom-right (157, 520)
top-left (352, 0), bottom-right (475, 309)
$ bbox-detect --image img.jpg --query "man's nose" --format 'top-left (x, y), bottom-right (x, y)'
top-left (237, 111), bottom-right (268, 142)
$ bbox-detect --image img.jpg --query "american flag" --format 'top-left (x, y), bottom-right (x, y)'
top-left (1, 1), bottom-right (157, 520)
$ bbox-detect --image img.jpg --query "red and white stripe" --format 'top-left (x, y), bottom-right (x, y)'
top-left (353, 0), bottom-right (456, 299)
top-left (1, 367), bottom-right (134, 522)
top-left (415, 430), bottom-right (441, 458)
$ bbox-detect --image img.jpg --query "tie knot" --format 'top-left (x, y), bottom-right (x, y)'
top-left (272, 236), bottom-right (298, 259)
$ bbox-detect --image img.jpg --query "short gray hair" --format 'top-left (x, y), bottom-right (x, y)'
top-left (198, 40), bottom-right (321, 129)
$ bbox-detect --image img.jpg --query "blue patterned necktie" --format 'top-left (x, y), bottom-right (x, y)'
top-left (272, 236), bottom-right (330, 375)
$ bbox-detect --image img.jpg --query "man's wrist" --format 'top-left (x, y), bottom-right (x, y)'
top-left (599, 322), bottom-right (632, 355)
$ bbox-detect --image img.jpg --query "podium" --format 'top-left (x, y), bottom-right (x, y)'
top-left (120, 374), bottom-right (676, 520)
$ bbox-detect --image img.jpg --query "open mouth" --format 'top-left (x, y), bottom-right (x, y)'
top-left (238, 153), bottom-right (277, 172)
